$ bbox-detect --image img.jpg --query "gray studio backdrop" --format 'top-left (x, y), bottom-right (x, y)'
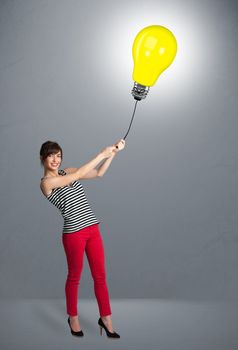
top-left (0, 0), bottom-right (238, 301)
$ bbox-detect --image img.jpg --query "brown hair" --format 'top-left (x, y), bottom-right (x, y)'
top-left (40, 141), bottom-right (63, 166)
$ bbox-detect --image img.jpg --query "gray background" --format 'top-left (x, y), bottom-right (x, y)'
top-left (0, 0), bottom-right (238, 302)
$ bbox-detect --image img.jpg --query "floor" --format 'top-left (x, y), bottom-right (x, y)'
top-left (0, 299), bottom-right (238, 350)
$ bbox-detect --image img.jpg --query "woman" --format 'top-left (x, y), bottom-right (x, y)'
top-left (39, 139), bottom-right (125, 338)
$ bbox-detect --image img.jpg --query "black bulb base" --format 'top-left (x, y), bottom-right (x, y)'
top-left (131, 82), bottom-right (150, 100)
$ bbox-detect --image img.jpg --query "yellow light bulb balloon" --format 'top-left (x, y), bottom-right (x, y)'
top-left (117, 25), bottom-right (177, 145)
top-left (131, 25), bottom-right (177, 100)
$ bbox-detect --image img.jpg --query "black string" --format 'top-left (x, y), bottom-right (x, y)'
top-left (123, 100), bottom-right (139, 140)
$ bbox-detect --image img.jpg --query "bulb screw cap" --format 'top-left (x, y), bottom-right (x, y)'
top-left (131, 82), bottom-right (150, 100)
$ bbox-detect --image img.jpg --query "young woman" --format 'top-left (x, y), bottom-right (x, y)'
top-left (39, 139), bottom-right (125, 338)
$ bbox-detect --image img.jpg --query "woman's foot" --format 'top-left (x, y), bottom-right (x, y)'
top-left (101, 315), bottom-right (115, 333)
top-left (69, 315), bottom-right (82, 332)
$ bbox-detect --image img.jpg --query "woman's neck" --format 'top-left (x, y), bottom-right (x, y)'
top-left (44, 169), bottom-right (59, 178)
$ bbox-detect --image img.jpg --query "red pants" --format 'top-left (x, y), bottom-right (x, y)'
top-left (61, 223), bottom-right (112, 317)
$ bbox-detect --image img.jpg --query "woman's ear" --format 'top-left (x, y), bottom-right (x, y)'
top-left (40, 156), bottom-right (44, 165)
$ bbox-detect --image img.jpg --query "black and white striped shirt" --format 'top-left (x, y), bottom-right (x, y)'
top-left (44, 169), bottom-right (100, 234)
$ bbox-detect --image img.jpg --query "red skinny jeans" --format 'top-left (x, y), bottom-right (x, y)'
top-left (61, 223), bottom-right (112, 317)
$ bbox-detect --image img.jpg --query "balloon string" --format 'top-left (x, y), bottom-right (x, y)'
top-left (123, 100), bottom-right (139, 140)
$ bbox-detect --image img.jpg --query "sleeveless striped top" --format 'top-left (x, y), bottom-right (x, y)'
top-left (43, 169), bottom-right (100, 234)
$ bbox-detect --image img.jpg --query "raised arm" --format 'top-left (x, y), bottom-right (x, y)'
top-left (64, 139), bottom-right (126, 179)
top-left (96, 139), bottom-right (125, 177)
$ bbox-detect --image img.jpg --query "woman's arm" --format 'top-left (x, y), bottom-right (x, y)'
top-left (64, 167), bottom-right (99, 179)
top-left (65, 139), bottom-right (125, 179)
top-left (97, 152), bottom-right (117, 177)
top-left (64, 155), bottom-right (115, 179)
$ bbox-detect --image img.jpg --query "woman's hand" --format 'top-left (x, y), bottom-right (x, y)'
top-left (113, 139), bottom-right (126, 152)
top-left (100, 145), bottom-right (117, 158)
top-left (100, 139), bottom-right (125, 159)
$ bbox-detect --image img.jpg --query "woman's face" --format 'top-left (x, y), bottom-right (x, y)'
top-left (44, 151), bottom-right (62, 171)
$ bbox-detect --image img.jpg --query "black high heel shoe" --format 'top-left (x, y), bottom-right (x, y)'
top-left (67, 317), bottom-right (84, 337)
top-left (98, 317), bottom-right (120, 339)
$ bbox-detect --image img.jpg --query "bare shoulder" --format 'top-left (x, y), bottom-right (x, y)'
top-left (40, 178), bottom-right (51, 197)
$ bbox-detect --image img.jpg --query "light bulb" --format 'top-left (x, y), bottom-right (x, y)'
top-left (131, 25), bottom-right (177, 100)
